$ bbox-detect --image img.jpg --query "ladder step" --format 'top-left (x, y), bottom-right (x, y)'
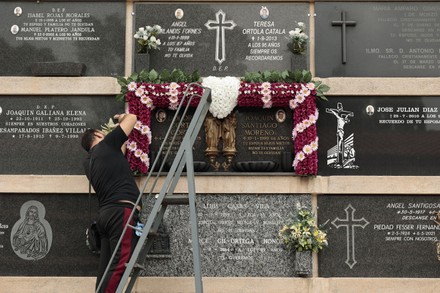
top-left (162, 195), bottom-right (189, 205)
top-left (125, 262), bottom-right (146, 271)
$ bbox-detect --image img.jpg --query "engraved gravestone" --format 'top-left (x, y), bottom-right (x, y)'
top-left (139, 194), bottom-right (311, 277)
top-left (149, 107), bottom-right (293, 172)
top-left (315, 2), bottom-right (440, 77)
top-left (0, 96), bottom-right (123, 175)
top-left (1, 1), bottom-right (125, 76)
top-left (317, 96), bottom-right (440, 175)
top-left (133, 3), bottom-right (309, 75)
top-left (0, 193), bottom-right (98, 276)
top-left (318, 195), bottom-right (440, 277)
top-left (234, 108), bottom-right (293, 172)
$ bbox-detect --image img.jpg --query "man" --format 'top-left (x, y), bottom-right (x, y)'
top-left (81, 113), bottom-right (140, 293)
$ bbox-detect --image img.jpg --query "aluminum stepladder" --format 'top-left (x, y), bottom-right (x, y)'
top-left (96, 83), bottom-right (211, 293)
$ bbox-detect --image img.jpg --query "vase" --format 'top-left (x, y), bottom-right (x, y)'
top-left (294, 250), bottom-right (312, 277)
top-left (134, 53), bottom-right (150, 72)
top-left (291, 54), bottom-right (308, 72)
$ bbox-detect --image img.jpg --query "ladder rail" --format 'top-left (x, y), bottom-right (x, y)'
top-left (185, 148), bottom-right (203, 293)
top-left (115, 85), bottom-right (211, 293)
top-left (137, 83), bottom-right (204, 204)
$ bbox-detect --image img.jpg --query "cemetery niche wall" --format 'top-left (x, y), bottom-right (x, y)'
top-left (133, 3), bottom-right (309, 75)
top-left (315, 2), bottom-right (440, 77)
top-left (318, 195), bottom-right (440, 278)
top-left (123, 77), bottom-right (321, 176)
top-left (0, 193), bottom-right (99, 276)
top-left (0, 95), bottom-right (123, 175)
top-left (317, 96), bottom-right (440, 176)
top-left (138, 193), bottom-right (312, 277)
top-left (1, 1), bottom-right (125, 76)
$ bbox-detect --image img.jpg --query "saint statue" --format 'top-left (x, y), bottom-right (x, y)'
top-left (204, 112), bottom-right (222, 152)
top-left (222, 112), bottom-right (237, 152)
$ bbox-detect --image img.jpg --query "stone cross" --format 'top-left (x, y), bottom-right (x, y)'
top-left (205, 10), bottom-right (237, 65)
top-left (331, 11), bottom-right (357, 64)
top-left (332, 204), bottom-right (369, 269)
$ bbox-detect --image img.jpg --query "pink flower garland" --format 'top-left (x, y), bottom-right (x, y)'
top-left (125, 82), bottom-right (203, 173)
top-left (126, 81), bottom-right (318, 175)
top-left (238, 81), bottom-right (318, 175)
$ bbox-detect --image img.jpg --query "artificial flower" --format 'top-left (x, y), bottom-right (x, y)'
top-left (279, 209), bottom-right (328, 252)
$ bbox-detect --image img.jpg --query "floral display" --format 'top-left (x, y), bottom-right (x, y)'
top-left (201, 76), bottom-right (240, 119)
top-left (287, 22), bottom-right (309, 55)
top-left (124, 81), bottom-right (203, 173)
top-left (123, 74), bottom-right (323, 175)
top-left (237, 81), bottom-right (319, 175)
top-left (134, 24), bottom-right (162, 54)
top-left (100, 118), bottom-right (117, 135)
top-left (279, 209), bottom-right (328, 253)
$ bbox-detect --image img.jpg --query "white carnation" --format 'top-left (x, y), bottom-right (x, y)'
top-left (202, 76), bottom-right (240, 119)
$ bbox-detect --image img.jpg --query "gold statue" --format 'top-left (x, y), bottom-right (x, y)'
top-left (204, 112), bottom-right (238, 171)
top-left (222, 112), bottom-right (237, 152)
top-left (204, 112), bottom-right (222, 152)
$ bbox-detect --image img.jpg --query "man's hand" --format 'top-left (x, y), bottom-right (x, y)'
top-left (114, 113), bottom-right (137, 136)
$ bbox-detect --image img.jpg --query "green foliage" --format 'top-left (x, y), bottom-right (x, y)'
top-left (116, 69), bottom-right (329, 102)
top-left (242, 69), bottom-right (329, 101)
top-left (115, 69), bottom-right (201, 102)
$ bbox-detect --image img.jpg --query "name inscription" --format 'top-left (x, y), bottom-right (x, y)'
top-left (0, 104), bottom-right (87, 140)
top-left (14, 7), bottom-right (100, 42)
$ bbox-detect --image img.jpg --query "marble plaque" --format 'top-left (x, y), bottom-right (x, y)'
top-left (0, 96), bottom-right (123, 175)
top-left (0, 193), bottom-right (98, 276)
top-left (315, 2), bottom-right (440, 77)
top-left (318, 195), bottom-right (440, 277)
top-left (1, 1), bottom-right (125, 76)
top-left (149, 107), bottom-right (293, 173)
top-left (139, 194), bottom-right (311, 277)
top-left (133, 3), bottom-right (309, 76)
top-left (234, 107), bottom-right (293, 172)
top-left (317, 97), bottom-right (440, 175)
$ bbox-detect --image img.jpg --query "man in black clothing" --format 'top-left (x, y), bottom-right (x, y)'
top-left (81, 113), bottom-right (140, 293)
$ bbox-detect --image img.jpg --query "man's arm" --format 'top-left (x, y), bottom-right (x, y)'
top-left (114, 113), bottom-right (137, 136)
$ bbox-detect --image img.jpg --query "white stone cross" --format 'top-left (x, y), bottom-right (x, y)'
top-left (205, 10), bottom-right (236, 65)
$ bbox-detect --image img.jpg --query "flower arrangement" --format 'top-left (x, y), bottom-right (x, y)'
top-left (237, 70), bottom-right (328, 175)
top-left (118, 69), bottom-right (329, 175)
top-left (100, 118), bottom-right (117, 135)
top-left (201, 76), bottom-right (240, 119)
top-left (287, 22), bottom-right (309, 55)
top-left (279, 209), bottom-right (328, 253)
top-left (124, 76), bottom-right (203, 173)
top-left (134, 25), bottom-right (162, 54)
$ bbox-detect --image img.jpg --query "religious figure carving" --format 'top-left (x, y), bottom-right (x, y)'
top-left (12, 205), bottom-right (49, 260)
top-left (222, 112), bottom-right (237, 152)
top-left (204, 112), bottom-right (222, 152)
top-left (204, 113), bottom-right (222, 171)
top-left (326, 103), bottom-right (358, 169)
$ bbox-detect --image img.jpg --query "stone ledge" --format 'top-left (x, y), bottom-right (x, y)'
top-left (317, 77), bottom-right (440, 96)
top-left (1, 77), bottom-right (440, 96)
top-left (0, 175), bottom-right (439, 195)
top-left (0, 277), bottom-right (438, 293)
top-left (0, 77), bottom-right (119, 95)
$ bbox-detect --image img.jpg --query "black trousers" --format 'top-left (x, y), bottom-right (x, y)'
top-left (96, 204), bottom-right (139, 293)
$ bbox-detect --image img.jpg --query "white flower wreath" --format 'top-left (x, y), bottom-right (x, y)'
top-left (202, 76), bottom-right (240, 119)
